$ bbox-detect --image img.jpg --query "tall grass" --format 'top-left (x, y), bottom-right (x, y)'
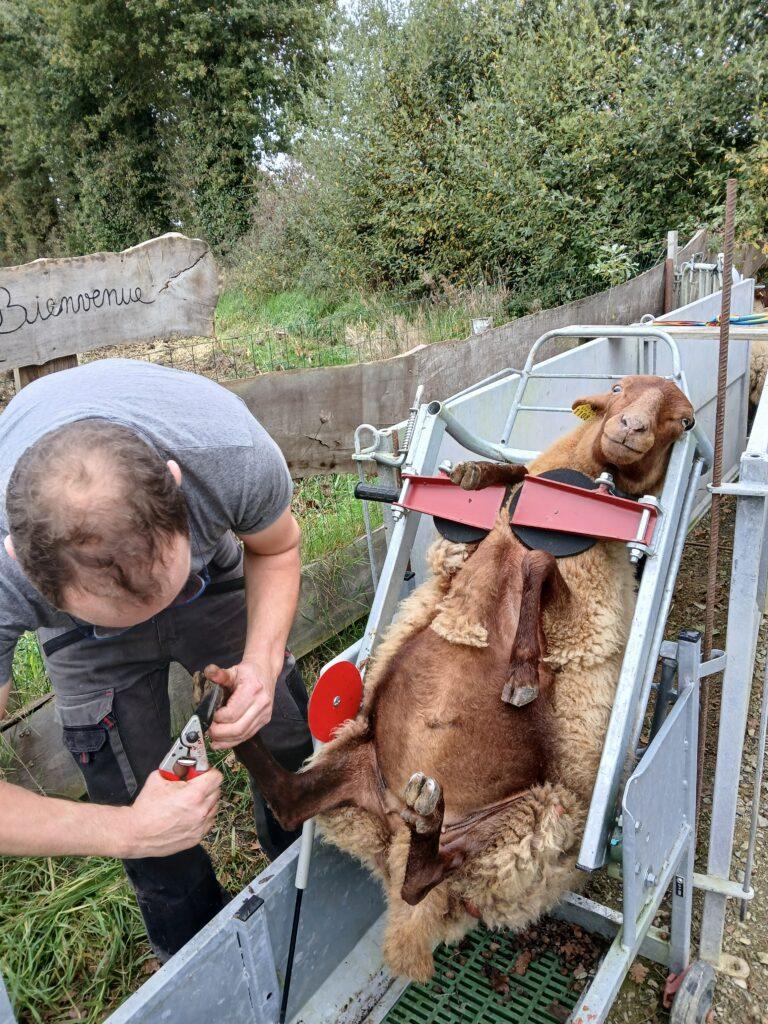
top-left (135, 281), bottom-right (513, 380)
top-left (8, 634), bottom-right (48, 715)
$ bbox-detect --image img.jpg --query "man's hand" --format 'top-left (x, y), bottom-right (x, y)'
top-left (118, 769), bottom-right (223, 859)
top-left (205, 660), bottom-right (277, 749)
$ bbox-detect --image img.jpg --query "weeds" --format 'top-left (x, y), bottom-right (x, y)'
top-left (8, 634), bottom-right (48, 714)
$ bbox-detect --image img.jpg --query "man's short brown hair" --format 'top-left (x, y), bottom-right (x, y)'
top-left (6, 419), bottom-right (189, 609)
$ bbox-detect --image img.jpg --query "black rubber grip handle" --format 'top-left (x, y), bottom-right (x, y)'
top-left (354, 482), bottom-right (401, 503)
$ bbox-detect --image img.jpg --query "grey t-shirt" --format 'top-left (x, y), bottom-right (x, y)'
top-left (0, 359), bottom-right (293, 683)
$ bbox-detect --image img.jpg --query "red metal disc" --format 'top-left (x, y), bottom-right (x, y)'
top-left (308, 662), bottom-right (363, 742)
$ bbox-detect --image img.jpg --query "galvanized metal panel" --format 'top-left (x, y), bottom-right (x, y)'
top-left (0, 977), bottom-right (15, 1024)
top-left (622, 684), bottom-right (696, 944)
top-left (104, 840), bottom-right (385, 1024)
top-left (700, 446), bottom-right (768, 962)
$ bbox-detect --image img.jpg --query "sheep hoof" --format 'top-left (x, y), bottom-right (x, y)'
top-left (450, 462), bottom-right (482, 490)
top-left (502, 682), bottom-right (539, 706)
top-left (403, 772), bottom-right (442, 818)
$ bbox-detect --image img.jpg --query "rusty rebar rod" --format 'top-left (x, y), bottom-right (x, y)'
top-left (697, 178), bottom-right (737, 816)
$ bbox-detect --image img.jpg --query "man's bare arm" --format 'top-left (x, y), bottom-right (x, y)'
top-left (0, 678), bottom-right (11, 720)
top-left (0, 771), bottom-right (223, 858)
top-left (207, 507), bottom-right (302, 747)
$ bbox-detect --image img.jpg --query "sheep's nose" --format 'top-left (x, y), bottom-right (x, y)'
top-left (620, 412), bottom-right (649, 433)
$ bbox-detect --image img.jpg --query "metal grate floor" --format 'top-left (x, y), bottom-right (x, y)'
top-left (380, 926), bottom-right (579, 1024)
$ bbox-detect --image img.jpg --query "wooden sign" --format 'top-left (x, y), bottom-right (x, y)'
top-left (0, 233), bottom-right (220, 376)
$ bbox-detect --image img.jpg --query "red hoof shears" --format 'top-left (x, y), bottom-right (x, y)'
top-left (159, 684), bottom-right (224, 781)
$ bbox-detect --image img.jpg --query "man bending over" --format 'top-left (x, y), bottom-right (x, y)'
top-left (0, 359), bottom-right (313, 960)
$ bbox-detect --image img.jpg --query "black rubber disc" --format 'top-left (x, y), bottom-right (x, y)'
top-left (433, 515), bottom-right (490, 544)
top-left (508, 468), bottom-right (599, 557)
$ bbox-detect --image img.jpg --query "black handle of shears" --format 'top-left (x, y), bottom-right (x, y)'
top-left (194, 683), bottom-right (225, 733)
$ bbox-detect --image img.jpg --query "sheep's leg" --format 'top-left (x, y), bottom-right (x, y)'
top-left (450, 461), bottom-right (527, 491)
top-left (236, 733), bottom-right (382, 833)
top-left (400, 773), bottom-right (465, 906)
top-left (438, 791), bottom-right (542, 863)
top-left (503, 549), bottom-right (569, 706)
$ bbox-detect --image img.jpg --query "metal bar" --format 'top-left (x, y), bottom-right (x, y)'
top-left (668, 633), bottom-right (700, 974)
top-left (280, 891), bottom-right (304, 1024)
top-left (695, 872), bottom-right (754, 902)
top-left (523, 371), bottom-right (645, 381)
top-left (0, 977), bottom-right (14, 1024)
top-left (655, 326), bottom-right (768, 342)
top-left (516, 404), bottom-right (575, 413)
top-left (521, 326), bottom-right (683, 377)
top-left (626, 457), bottom-right (703, 767)
top-left (356, 405), bottom-right (447, 671)
top-left (605, 862), bottom-right (751, 902)
top-left (740, 643), bottom-right (768, 918)
top-left (710, 481), bottom-right (768, 498)
top-left (445, 367), bottom-right (520, 404)
top-left (580, 450), bottom-right (701, 870)
top-left (700, 653), bottom-right (727, 678)
top-left (428, 400), bottom-right (538, 465)
top-left (700, 452), bottom-right (768, 963)
top-left (698, 178), bottom-right (738, 815)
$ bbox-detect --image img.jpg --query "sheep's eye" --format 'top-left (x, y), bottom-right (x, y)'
top-left (611, 384), bottom-right (622, 394)
top-left (682, 417), bottom-right (694, 431)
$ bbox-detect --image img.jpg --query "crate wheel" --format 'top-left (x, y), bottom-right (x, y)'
top-left (669, 961), bottom-right (716, 1024)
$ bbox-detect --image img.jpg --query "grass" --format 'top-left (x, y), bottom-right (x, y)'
top-left (8, 634), bottom-right (49, 715)
top-left (0, 618), bottom-right (366, 1024)
top-left (146, 281), bottom-right (513, 380)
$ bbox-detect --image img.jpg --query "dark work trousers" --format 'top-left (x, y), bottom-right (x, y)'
top-left (38, 533), bottom-right (314, 962)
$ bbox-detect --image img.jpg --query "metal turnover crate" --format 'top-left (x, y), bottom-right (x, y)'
top-left (2, 277), bottom-right (766, 1024)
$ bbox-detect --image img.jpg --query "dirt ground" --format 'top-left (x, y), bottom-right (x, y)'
top-left (597, 503), bottom-right (768, 1023)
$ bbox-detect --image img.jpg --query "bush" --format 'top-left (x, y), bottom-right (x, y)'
top-left (238, 0), bottom-right (767, 313)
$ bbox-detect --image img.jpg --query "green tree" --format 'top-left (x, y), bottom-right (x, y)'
top-left (0, 0), bottom-right (333, 264)
top-left (244, 0), bottom-right (766, 309)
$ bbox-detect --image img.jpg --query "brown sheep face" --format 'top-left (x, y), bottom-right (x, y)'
top-left (572, 374), bottom-right (695, 481)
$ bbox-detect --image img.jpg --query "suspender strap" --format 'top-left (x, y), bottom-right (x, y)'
top-left (42, 628), bottom-right (88, 658)
top-left (202, 577), bottom-right (245, 597)
top-left (40, 578), bottom-right (246, 657)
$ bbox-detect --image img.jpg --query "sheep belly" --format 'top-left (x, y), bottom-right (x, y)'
top-left (371, 630), bottom-right (552, 821)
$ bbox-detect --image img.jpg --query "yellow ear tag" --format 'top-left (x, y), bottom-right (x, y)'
top-left (573, 403), bottom-right (597, 422)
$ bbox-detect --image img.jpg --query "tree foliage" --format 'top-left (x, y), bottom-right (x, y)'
top-left (0, 0), bottom-right (333, 264)
top-left (244, 0), bottom-right (767, 310)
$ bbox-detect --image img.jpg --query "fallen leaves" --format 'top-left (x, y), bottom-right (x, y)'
top-left (546, 999), bottom-right (571, 1022)
top-left (513, 950), bottom-right (532, 976)
top-left (629, 962), bottom-right (649, 984)
top-left (483, 964), bottom-right (510, 994)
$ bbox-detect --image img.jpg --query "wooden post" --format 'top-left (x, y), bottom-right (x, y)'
top-left (13, 354), bottom-right (78, 391)
top-left (664, 230), bottom-right (678, 313)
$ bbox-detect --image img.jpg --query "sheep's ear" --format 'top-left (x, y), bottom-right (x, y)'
top-left (571, 391), bottom-right (611, 421)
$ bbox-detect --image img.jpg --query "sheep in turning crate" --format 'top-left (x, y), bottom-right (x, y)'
top-left (234, 374), bottom-right (696, 981)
